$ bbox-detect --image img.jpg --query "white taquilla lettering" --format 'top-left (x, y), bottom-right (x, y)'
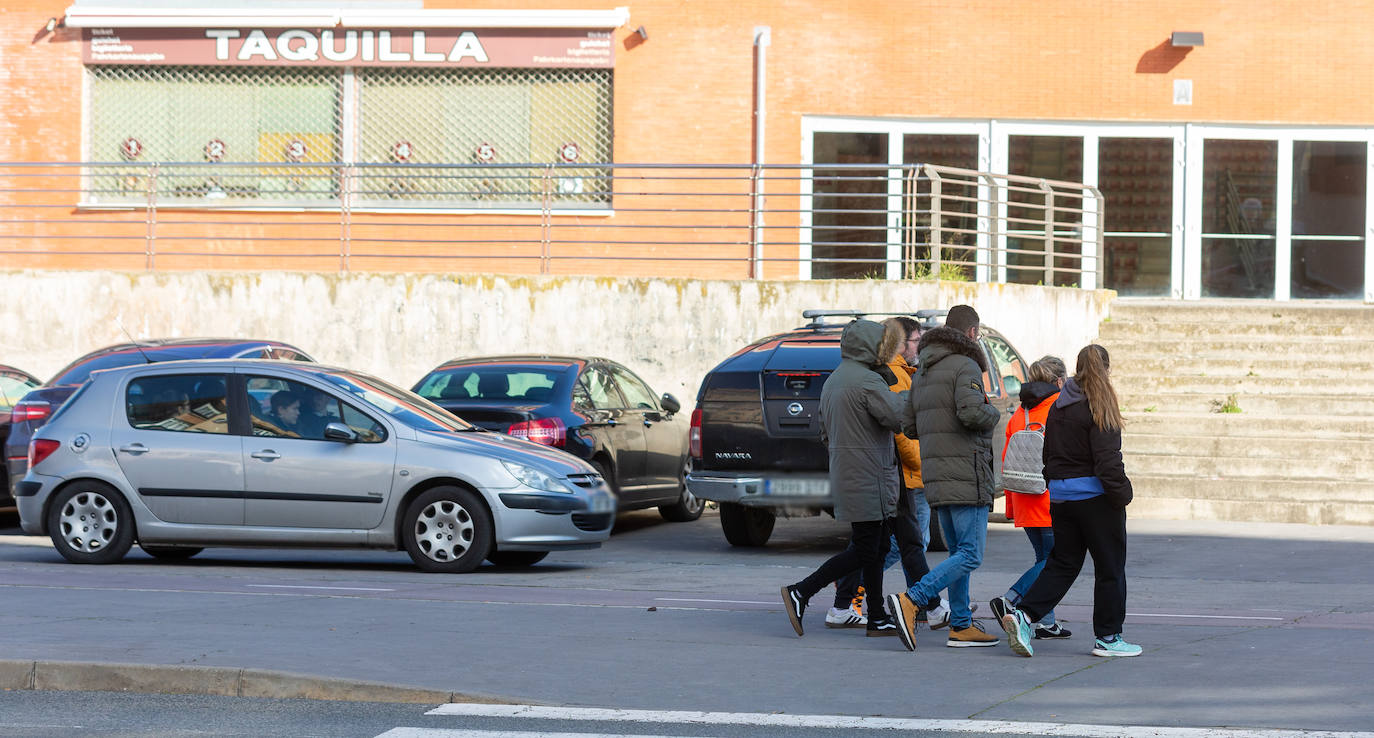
top-left (412, 31), bottom-right (444, 62)
top-left (321, 30), bottom-right (356, 61)
top-left (276, 29), bottom-right (319, 61)
top-left (447, 31), bottom-right (488, 62)
top-left (206, 29), bottom-right (240, 60)
top-left (377, 31), bottom-right (408, 62)
top-left (237, 29), bottom-right (277, 60)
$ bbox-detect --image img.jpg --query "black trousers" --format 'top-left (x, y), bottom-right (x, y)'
top-left (797, 519), bottom-right (890, 620)
top-left (1018, 494), bottom-right (1128, 638)
top-left (832, 488), bottom-right (937, 610)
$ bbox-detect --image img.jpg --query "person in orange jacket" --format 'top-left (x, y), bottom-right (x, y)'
top-left (989, 355), bottom-right (1072, 639)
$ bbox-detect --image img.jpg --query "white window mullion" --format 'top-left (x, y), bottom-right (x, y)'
top-left (1366, 142), bottom-right (1374, 302)
top-left (988, 120), bottom-right (1007, 284)
top-left (799, 127), bottom-right (814, 280)
top-left (1172, 134), bottom-right (1186, 299)
top-left (1274, 138), bottom-right (1294, 301)
top-left (1183, 124), bottom-right (1204, 300)
top-left (1081, 132), bottom-right (1099, 290)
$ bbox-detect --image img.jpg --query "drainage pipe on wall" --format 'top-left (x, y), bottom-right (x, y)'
top-left (750, 26), bottom-right (770, 279)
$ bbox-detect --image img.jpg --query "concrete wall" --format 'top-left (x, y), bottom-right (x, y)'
top-left (0, 271), bottom-right (1113, 404)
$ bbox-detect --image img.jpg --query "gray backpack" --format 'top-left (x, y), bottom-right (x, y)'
top-left (1001, 407), bottom-right (1047, 495)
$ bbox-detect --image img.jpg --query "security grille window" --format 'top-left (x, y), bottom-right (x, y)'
top-left (354, 67), bottom-right (612, 207)
top-left (86, 64), bottom-right (612, 209)
top-left (90, 65), bottom-right (342, 204)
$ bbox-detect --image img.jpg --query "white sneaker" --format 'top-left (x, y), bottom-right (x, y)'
top-left (926, 599), bottom-right (951, 630)
top-left (825, 606), bottom-right (867, 628)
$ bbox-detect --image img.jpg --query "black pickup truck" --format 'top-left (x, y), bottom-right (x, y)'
top-left (686, 309), bottom-right (1030, 548)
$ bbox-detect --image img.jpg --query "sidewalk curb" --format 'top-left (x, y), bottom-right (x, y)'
top-left (0, 659), bottom-right (514, 705)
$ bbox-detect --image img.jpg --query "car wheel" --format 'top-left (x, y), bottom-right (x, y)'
top-left (139, 544), bottom-right (204, 561)
top-left (402, 486), bottom-right (493, 573)
top-left (927, 516), bottom-right (947, 553)
top-left (589, 459), bottom-right (617, 494)
top-left (658, 465), bottom-right (704, 522)
top-left (486, 550), bottom-right (549, 567)
top-left (719, 502), bottom-right (774, 547)
top-left (46, 482), bottom-right (135, 565)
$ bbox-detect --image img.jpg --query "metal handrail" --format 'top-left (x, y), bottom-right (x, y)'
top-left (0, 161), bottom-right (1103, 286)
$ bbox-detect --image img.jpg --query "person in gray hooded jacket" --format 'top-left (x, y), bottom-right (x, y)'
top-left (781, 319), bottom-right (910, 638)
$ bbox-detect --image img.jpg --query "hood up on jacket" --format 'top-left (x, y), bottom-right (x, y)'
top-left (1018, 380), bottom-right (1060, 409)
top-left (839, 320), bottom-right (886, 367)
top-left (1054, 377), bottom-right (1087, 407)
top-left (915, 325), bottom-right (988, 374)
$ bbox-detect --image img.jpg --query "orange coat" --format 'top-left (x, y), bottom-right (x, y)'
top-left (1002, 392), bottom-right (1057, 528)
top-left (888, 355), bottom-right (923, 489)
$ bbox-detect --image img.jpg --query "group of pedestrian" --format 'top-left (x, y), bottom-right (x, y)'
top-left (781, 304), bottom-right (1142, 659)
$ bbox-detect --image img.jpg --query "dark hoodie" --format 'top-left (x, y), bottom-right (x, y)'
top-left (1018, 380), bottom-right (1061, 411)
top-left (818, 320), bottom-right (911, 522)
top-left (907, 326), bottom-right (1000, 508)
top-left (1042, 377), bottom-right (1133, 508)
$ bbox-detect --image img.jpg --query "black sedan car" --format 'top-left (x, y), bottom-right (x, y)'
top-left (413, 356), bottom-right (702, 523)
top-left (0, 365), bottom-right (41, 508)
top-left (3, 338), bottom-right (313, 504)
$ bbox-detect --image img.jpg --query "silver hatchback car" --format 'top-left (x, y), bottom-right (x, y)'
top-left (15, 360), bottom-right (616, 572)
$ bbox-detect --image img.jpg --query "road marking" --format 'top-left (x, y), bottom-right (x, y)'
top-left (655, 597), bottom-right (775, 605)
top-left (424, 705), bottom-right (1374, 737)
top-left (1128, 612), bottom-right (1285, 621)
top-left (246, 584), bottom-right (395, 592)
top-left (378, 731), bottom-right (699, 738)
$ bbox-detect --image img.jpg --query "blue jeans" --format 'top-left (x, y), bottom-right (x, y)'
top-left (905, 504), bottom-right (987, 630)
top-left (1009, 526), bottom-right (1056, 625)
top-left (911, 488), bottom-right (931, 552)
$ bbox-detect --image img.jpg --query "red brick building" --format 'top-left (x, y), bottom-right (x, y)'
top-left (2, 1), bottom-right (1371, 299)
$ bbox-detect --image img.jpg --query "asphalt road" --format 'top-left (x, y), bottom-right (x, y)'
top-left (1, 507), bottom-right (1372, 735)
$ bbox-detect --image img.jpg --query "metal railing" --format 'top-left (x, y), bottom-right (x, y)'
top-left (0, 162), bottom-right (1103, 285)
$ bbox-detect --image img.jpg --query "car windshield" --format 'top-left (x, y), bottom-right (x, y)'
top-left (321, 370), bottom-right (475, 433)
top-left (414, 364), bottom-right (569, 403)
top-left (0, 373), bottom-right (39, 408)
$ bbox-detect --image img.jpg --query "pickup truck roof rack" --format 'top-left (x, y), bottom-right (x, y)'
top-left (799, 308), bottom-right (948, 329)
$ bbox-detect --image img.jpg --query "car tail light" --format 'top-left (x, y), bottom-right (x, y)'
top-left (11, 400), bottom-right (51, 424)
top-left (689, 408), bottom-right (702, 459)
top-left (28, 439), bottom-right (60, 468)
top-left (508, 417), bottom-right (566, 447)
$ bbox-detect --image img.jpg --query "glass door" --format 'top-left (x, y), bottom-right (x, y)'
top-left (1291, 141), bottom-right (1367, 299)
top-left (810, 132), bottom-right (888, 279)
top-left (1200, 139), bottom-right (1278, 298)
top-left (1098, 137), bottom-right (1175, 296)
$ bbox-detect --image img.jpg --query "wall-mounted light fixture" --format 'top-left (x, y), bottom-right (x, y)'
top-left (1171, 31), bottom-right (1204, 47)
top-left (634, 25), bottom-right (648, 41)
top-left (43, 17), bottom-right (58, 33)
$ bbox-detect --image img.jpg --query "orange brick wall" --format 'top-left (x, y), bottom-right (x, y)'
top-left (2, 0), bottom-right (1372, 275)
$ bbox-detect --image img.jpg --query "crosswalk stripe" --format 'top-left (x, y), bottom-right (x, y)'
top-left (424, 704), bottom-right (1374, 738)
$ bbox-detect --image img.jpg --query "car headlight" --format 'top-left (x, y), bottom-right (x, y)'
top-left (501, 460), bottom-right (569, 493)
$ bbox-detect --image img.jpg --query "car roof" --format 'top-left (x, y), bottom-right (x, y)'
top-left (82, 358), bottom-right (348, 381)
top-left (425, 355), bottom-right (595, 372)
top-left (48, 339), bottom-right (309, 386)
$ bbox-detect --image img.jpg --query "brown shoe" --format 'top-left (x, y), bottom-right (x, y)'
top-left (885, 592), bottom-right (920, 651)
top-left (947, 621), bottom-right (1000, 648)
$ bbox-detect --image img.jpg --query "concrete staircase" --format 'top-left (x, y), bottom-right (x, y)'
top-left (1097, 300), bottom-right (1374, 526)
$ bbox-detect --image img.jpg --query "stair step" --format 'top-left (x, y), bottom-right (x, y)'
top-left (1125, 433), bottom-right (1374, 460)
top-left (1130, 474), bottom-right (1374, 505)
top-left (1122, 412), bottom-right (1374, 437)
top-left (1126, 452), bottom-right (1370, 480)
top-left (1118, 392), bottom-right (1370, 415)
top-left (1116, 375), bottom-right (1359, 395)
top-left (1114, 356), bottom-right (1374, 380)
top-left (1108, 300), bottom-right (1374, 325)
top-left (1099, 337), bottom-right (1365, 359)
top-left (1100, 321), bottom-right (1374, 340)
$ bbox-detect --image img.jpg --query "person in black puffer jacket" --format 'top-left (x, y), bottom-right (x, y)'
top-left (1001, 344), bottom-right (1143, 660)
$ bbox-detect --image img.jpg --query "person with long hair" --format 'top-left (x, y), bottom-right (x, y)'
top-left (989, 355), bottom-right (1071, 640)
top-left (1001, 344), bottom-right (1141, 658)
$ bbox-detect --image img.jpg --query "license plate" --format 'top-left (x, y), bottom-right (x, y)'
top-left (764, 478), bottom-right (829, 496)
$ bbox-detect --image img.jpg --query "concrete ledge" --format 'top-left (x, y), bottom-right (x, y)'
top-left (0, 659), bottom-right (511, 705)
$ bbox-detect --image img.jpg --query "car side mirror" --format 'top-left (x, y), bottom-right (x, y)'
top-left (323, 422), bottom-right (358, 443)
top-left (660, 393), bottom-right (681, 416)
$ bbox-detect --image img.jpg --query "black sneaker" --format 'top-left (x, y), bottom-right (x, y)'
top-left (989, 596), bottom-right (1012, 633)
top-left (781, 585), bottom-right (807, 636)
top-left (866, 615), bottom-right (900, 637)
top-left (1034, 622), bottom-right (1073, 639)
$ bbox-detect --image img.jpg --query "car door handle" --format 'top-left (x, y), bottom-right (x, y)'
top-left (607, 419), bottom-right (617, 426)
top-left (250, 450), bottom-right (281, 461)
top-left (118, 443), bottom-right (148, 455)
